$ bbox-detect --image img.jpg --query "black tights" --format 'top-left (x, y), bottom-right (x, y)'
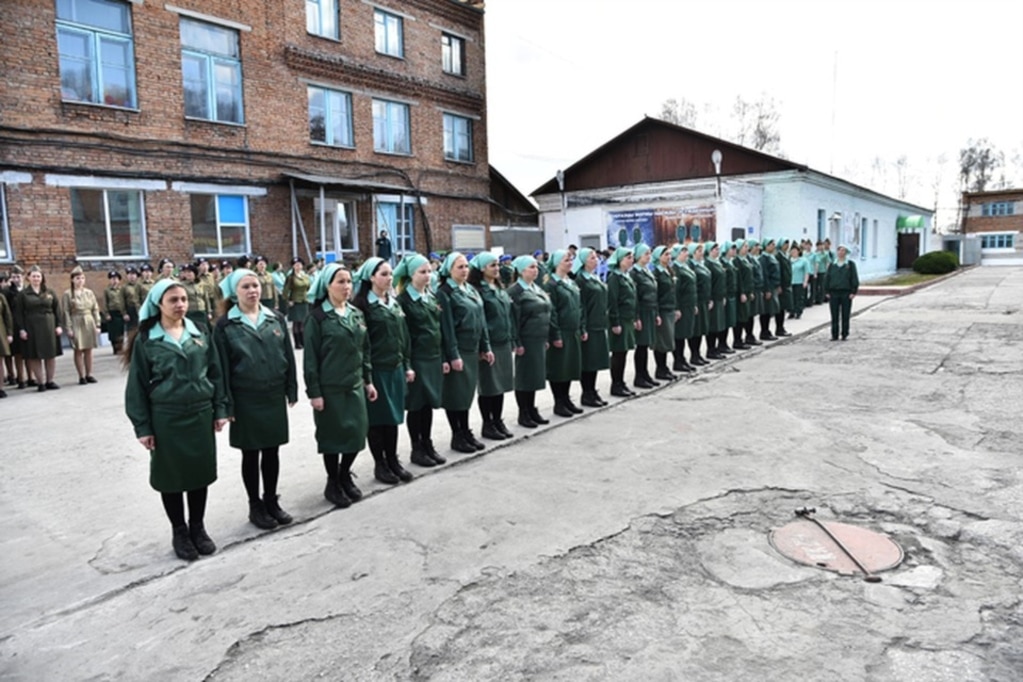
top-left (406, 406), bottom-right (434, 444)
top-left (581, 370), bottom-right (598, 394)
top-left (241, 447), bottom-right (280, 503)
top-left (291, 321), bottom-right (304, 347)
top-left (161, 487), bottom-right (208, 529)
top-left (745, 317), bottom-right (756, 339)
top-left (445, 409), bottom-right (470, 433)
top-left (688, 337), bottom-right (702, 361)
top-left (674, 339), bottom-right (689, 365)
top-left (478, 394), bottom-right (505, 423)
top-left (367, 425), bottom-right (398, 459)
top-left (633, 345), bottom-right (649, 378)
top-left (322, 452), bottom-right (358, 481)
top-left (654, 350), bottom-right (669, 371)
top-left (759, 314), bottom-right (771, 334)
top-left (550, 380), bottom-right (571, 403)
top-left (610, 351), bottom-right (627, 384)
top-left (515, 390), bottom-right (536, 411)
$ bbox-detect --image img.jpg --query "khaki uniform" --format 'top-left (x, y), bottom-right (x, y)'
top-left (61, 288), bottom-right (101, 350)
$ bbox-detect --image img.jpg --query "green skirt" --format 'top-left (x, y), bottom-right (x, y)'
top-left (368, 366), bottom-right (406, 426)
top-left (406, 355), bottom-right (443, 411)
top-left (515, 336), bottom-right (547, 391)
top-left (229, 387), bottom-right (289, 450)
top-left (708, 300), bottom-right (726, 333)
top-left (635, 306), bottom-right (657, 347)
top-left (736, 294), bottom-right (752, 323)
top-left (149, 404), bottom-right (217, 493)
top-left (609, 323), bottom-right (636, 353)
top-left (581, 329), bottom-right (610, 371)
top-left (314, 385), bottom-right (367, 454)
top-left (287, 301), bottom-right (309, 323)
top-left (547, 331), bottom-right (581, 382)
top-left (654, 313), bottom-right (675, 353)
top-left (479, 341), bottom-right (513, 396)
top-left (780, 287), bottom-right (794, 312)
top-left (107, 312), bottom-right (125, 342)
top-left (762, 290), bottom-right (781, 315)
top-left (442, 351), bottom-right (479, 411)
top-left (676, 304), bottom-right (697, 340)
top-left (695, 302), bottom-right (709, 337)
top-left (725, 297), bottom-right (737, 328)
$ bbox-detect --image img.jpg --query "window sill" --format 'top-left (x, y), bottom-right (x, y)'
top-left (307, 31), bottom-right (342, 43)
top-left (75, 255), bottom-right (150, 261)
top-left (185, 116), bottom-right (246, 128)
top-left (373, 150), bottom-right (413, 158)
top-left (444, 157), bottom-right (475, 166)
top-left (61, 100), bottom-right (140, 113)
top-left (375, 51), bottom-right (405, 61)
top-left (442, 70), bottom-right (467, 79)
top-left (311, 141), bottom-right (356, 151)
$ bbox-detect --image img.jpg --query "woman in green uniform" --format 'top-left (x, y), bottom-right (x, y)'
top-left (545, 249), bottom-right (584, 416)
top-left (607, 247), bottom-right (638, 397)
top-left (732, 240), bottom-right (754, 350)
top-left (574, 248), bottom-right (609, 407)
top-left (671, 244), bottom-right (698, 373)
top-left (305, 263), bottom-right (377, 508)
top-left (703, 241), bottom-right (727, 360)
top-left (509, 255), bottom-right (552, 426)
top-left (824, 244), bottom-right (859, 341)
top-left (396, 254), bottom-right (448, 467)
top-left (104, 270), bottom-right (126, 354)
top-left (789, 244), bottom-right (811, 320)
top-left (720, 241), bottom-right (742, 353)
top-left (651, 245), bottom-right (678, 381)
top-left (745, 240), bottom-right (765, 346)
top-left (213, 268), bottom-right (298, 530)
top-left (775, 240), bottom-right (793, 336)
top-left (469, 252), bottom-right (515, 440)
top-left (254, 256), bottom-right (279, 311)
top-left (758, 239), bottom-right (782, 340)
top-left (354, 258), bottom-right (414, 485)
top-left (629, 244), bottom-right (660, 389)
top-left (282, 257), bottom-right (312, 349)
top-left (437, 252), bottom-right (494, 453)
top-left (687, 243), bottom-right (712, 366)
top-left (62, 266), bottom-right (100, 385)
top-left (16, 266), bottom-right (63, 390)
top-left (124, 279), bottom-right (229, 562)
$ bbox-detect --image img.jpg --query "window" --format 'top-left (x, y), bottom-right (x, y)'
top-left (441, 33), bottom-right (465, 75)
top-left (981, 202), bottom-right (1015, 217)
top-left (306, 0), bottom-right (339, 39)
top-left (452, 224), bottom-right (485, 250)
top-left (372, 99), bottom-right (410, 154)
top-left (56, 0), bottom-right (136, 108)
top-left (308, 86), bottom-right (353, 147)
top-left (872, 220), bottom-right (878, 258)
top-left (980, 234), bottom-right (1016, 249)
top-left (817, 209), bottom-right (826, 242)
top-left (376, 201), bottom-right (414, 254)
top-left (0, 185), bottom-right (12, 261)
top-left (861, 217), bottom-right (868, 260)
top-left (443, 113), bottom-right (473, 162)
top-left (374, 10), bottom-right (403, 57)
top-left (70, 188), bottom-right (147, 258)
top-left (315, 197), bottom-right (359, 253)
top-left (191, 194), bottom-right (249, 256)
top-left (180, 18), bottom-right (243, 124)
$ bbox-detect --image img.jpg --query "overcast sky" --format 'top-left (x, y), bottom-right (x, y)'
top-left (484, 0), bottom-right (1023, 215)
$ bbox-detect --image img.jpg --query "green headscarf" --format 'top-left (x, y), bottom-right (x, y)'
top-left (652, 245), bottom-right (668, 263)
top-left (357, 257), bottom-right (385, 282)
top-left (469, 252), bottom-right (498, 271)
top-left (747, 238), bottom-right (761, 249)
top-left (218, 267), bottom-right (256, 302)
top-left (671, 244), bottom-right (684, 259)
top-left (573, 247), bottom-right (594, 274)
top-left (439, 252), bottom-right (464, 278)
top-left (512, 255), bottom-right (536, 274)
top-left (139, 279), bottom-right (180, 322)
top-left (686, 243), bottom-right (700, 256)
top-left (309, 262), bottom-right (347, 302)
top-left (549, 249), bottom-right (569, 275)
top-left (734, 239), bottom-right (746, 252)
top-left (607, 247), bottom-right (632, 268)
top-left (393, 253), bottom-right (428, 290)
top-left (633, 243), bottom-right (651, 260)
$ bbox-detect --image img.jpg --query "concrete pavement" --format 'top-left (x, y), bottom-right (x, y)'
top-left (1, 267), bottom-right (1021, 681)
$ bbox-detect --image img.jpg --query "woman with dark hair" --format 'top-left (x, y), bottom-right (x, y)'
top-left (687, 243), bottom-right (712, 366)
top-left (253, 256), bottom-right (278, 311)
top-left (629, 244), bottom-right (659, 388)
top-left (436, 252), bottom-right (494, 453)
top-left (395, 253), bottom-right (448, 467)
top-left (788, 244), bottom-right (811, 320)
top-left (671, 245), bottom-right (698, 373)
top-left (824, 244), bottom-right (859, 341)
top-left (703, 241), bottom-right (727, 360)
top-left (651, 245), bottom-right (678, 381)
top-left (124, 280), bottom-right (229, 561)
top-left (606, 247), bottom-right (638, 397)
top-left (62, 266), bottom-right (101, 385)
top-left (304, 263), bottom-right (377, 507)
top-left (574, 248), bottom-right (609, 406)
top-left (469, 252), bottom-right (515, 440)
top-left (508, 255), bottom-right (552, 426)
top-left (213, 268), bottom-right (298, 530)
top-left (732, 240), bottom-right (754, 350)
top-left (177, 264), bottom-right (212, 333)
top-left (545, 248), bottom-right (584, 416)
top-left (352, 257), bottom-right (415, 485)
top-left (282, 257), bottom-right (311, 349)
top-left (758, 239), bottom-right (782, 341)
top-left (745, 240), bottom-right (765, 347)
top-left (156, 258), bottom-right (175, 281)
top-left (16, 265), bottom-right (63, 390)
top-left (719, 241), bottom-right (742, 353)
top-left (104, 270), bottom-right (126, 353)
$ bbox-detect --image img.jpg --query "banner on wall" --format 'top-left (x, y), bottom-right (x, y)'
top-left (607, 206), bottom-right (717, 249)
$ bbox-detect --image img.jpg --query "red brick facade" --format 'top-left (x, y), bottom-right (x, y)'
top-left (961, 189), bottom-right (1022, 253)
top-left (1, 0), bottom-right (490, 294)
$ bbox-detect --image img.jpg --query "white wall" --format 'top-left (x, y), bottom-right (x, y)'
top-left (718, 181), bottom-right (764, 243)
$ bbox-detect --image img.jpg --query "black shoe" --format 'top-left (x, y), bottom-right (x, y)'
top-left (776, 330), bottom-right (792, 337)
top-left (706, 352), bottom-right (724, 360)
top-left (494, 419), bottom-right (514, 439)
top-left (831, 336), bottom-right (839, 341)
top-left (85, 375), bottom-right (98, 384)
top-left (733, 343), bottom-right (751, 350)
top-left (27, 379), bottom-right (37, 387)
top-left (248, 499), bottom-right (279, 530)
top-left (481, 420), bottom-right (507, 440)
top-left (593, 391), bottom-right (609, 406)
top-left (451, 430), bottom-right (478, 453)
top-left (746, 337), bottom-right (763, 346)
top-left (464, 430), bottom-right (486, 451)
top-left (410, 443), bottom-right (438, 467)
top-left (423, 440), bottom-right (446, 465)
top-left (841, 335), bottom-right (848, 341)
top-left (691, 357), bottom-right (708, 366)
top-left (325, 477), bottom-right (354, 505)
top-left (172, 525), bottom-right (199, 562)
top-left (45, 382), bottom-right (60, 390)
top-left (518, 411), bottom-right (538, 428)
top-left (189, 522), bottom-right (217, 555)
top-left (37, 385), bottom-right (46, 392)
top-left (580, 392), bottom-right (603, 408)
top-left (654, 368), bottom-right (677, 381)
top-left (16, 381), bottom-right (26, 389)
top-left (374, 456), bottom-right (400, 485)
top-left (386, 453), bottom-right (415, 482)
top-left (633, 377), bottom-right (656, 389)
top-left (610, 382), bottom-right (631, 397)
top-left (79, 377), bottom-right (87, 385)
top-left (565, 399), bottom-right (584, 414)
top-left (0, 390), bottom-right (6, 399)
top-left (553, 401), bottom-right (574, 418)
top-left (263, 495), bottom-right (293, 525)
top-left (645, 375), bottom-right (662, 386)
top-left (760, 332), bottom-right (777, 341)
top-left (787, 313), bottom-right (795, 319)
top-left (719, 346), bottom-right (736, 354)
top-left (530, 408), bottom-right (550, 425)
top-left (338, 470), bottom-right (363, 501)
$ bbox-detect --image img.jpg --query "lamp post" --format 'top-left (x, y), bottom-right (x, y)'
top-left (711, 149), bottom-right (722, 199)
top-left (556, 169), bottom-right (567, 242)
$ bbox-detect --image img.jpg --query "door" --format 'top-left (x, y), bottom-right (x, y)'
top-left (897, 232), bottom-right (920, 269)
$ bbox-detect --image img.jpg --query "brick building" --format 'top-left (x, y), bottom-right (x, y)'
top-left (960, 189), bottom-right (1023, 265)
top-left (0, 0), bottom-right (492, 294)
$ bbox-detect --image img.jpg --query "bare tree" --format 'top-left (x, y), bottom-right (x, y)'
top-left (749, 96), bottom-right (781, 154)
top-left (870, 156), bottom-right (887, 192)
top-left (893, 155), bottom-right (910, 199)
top-left (959, 139), bottom-right (1002, 192)
top-left (659, 97), bottom-right (698, 128)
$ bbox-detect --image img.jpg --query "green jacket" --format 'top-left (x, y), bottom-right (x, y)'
top-left (361, 296), bottom-right (410, 371)
top-left (213, 310), bottom-right (298, 408)
top-left (777, 253), bottom-right (793, 291)
top-left (606, 269), bottom-right (637, 327)
top-left (690, 262), bottom-right (712, 303)
top-left (706, 259), bottom-right (727, 301)
top-left (735, 256), bottom-right (754, 294)
top-left (303, 304), bottom-right (372, 399)
top-left (477, 281), bottom-right (514, 346)
top-left (654, 266), bottom-right (676, 315)
top-left (509, 281), bottom-right (552, 344)
top-left (759, 253), bottom-right (781, 290)
top-left (545, 274), bottom-right (583, 343)
top-left (436, 280), bottom-right (491, 360)
top-left (673, 262), bottom-right (697, 309)
top-left (722, 258), bottom-right (738, 297)
top-left (398, 289), bottom-right (442, 361)
top-left (629, 267), bottom-right (658, 314)
top-left (823, 261), bottom-right (859, 293)
top-left (576, 272), bottom-right (608, 331)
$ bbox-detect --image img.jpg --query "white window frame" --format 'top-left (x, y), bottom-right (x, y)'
top-left (306, 0), bottom-right (339, 39)
top-left (443, 113), bottom-right (473, 163)
top-left (374, 196), bottom-right (417, 255)
top-left (441, 32), bottom-right (465, 75)
top-left (190, 193), bottom-right (251, 257)
top-left (981, 202), bottom-right (1015, 217)
top-left (872, 219), bottom-right (878, 258)
top-left (374, 9), bottom-right (403, 58)
top-left (180, 17), bottom-right (244, 124)
top-left (308, 86), bottom-right (354, 148)
top-left (979, 233), bottom-right (1016, 251)
top-left (372, 99), bottom-right (411, 155)
top-left (69, 187), bottom-right (149, 260)
top-left (56, 0), bottom-right (138, 109)
top-left (0, 184), bottom-right (12, 262)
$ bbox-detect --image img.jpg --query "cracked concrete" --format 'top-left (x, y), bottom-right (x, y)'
top-left (1, 266), bottom-right (1022, 680)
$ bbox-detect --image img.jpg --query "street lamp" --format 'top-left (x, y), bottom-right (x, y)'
top-left (556, 169), bottom-right (567, 238)
top-left (711, 149), bottom-right (722, 199)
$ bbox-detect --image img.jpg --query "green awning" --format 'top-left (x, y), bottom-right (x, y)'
top-left (897, 215), bottom-right (926, 229)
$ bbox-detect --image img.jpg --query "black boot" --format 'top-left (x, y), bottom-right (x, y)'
top-left (610, 382), bottom-right (633, 397)
top-left (465, 429), bottom-right (486, 450)
top-left (481, 420), bottom-right (507, 440)
top-left (518, 411), bottom-right (538, 428)
top-left (188, 521), bottom-right (217, 555)
top-left (373, 452), bottom-right (400, 485)
top-left (553, 400), bottom-right (574, 417)
top-left (530, 407), bottom-right (550, 425)
top-left (248, 499), bottom-right (279, 530)
top-left (385, 452), bottom-right (414, 483)
top-left (423, 439), bottom-right (446, 465)
top-left (263, 495), bottom-right (293, 525)
top-left (565, 397), bottom-right (584, 414)
top-left (172, 525), bottom-right (199, 561)
top-left (338, 468), bottom-right (363, 501)
top-left (451, 429), bottom-right (478, 453)
top-left (410, 440), bottom-right (438, 467)
top-left (655, 366), bottom-right (677, 381)
top-left (581, 391), bottom-right (603, 407)
top-left (324, 476), bottom-right (353, 506)
top-left (494, 419), bottom-right (514, 438)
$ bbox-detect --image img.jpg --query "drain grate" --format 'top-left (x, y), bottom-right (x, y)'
top-left (770, 507), bottom-right (903, 582)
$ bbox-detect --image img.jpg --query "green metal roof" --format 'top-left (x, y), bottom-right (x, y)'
top-left (897, 215), bottom-right (927, 229)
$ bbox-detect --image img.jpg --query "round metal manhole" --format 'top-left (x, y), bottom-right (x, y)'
top-left (770, 510), bottom-right (903, 582)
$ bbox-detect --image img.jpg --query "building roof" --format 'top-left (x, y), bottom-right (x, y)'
top-left (961, 188), bottom-right (1023, 199)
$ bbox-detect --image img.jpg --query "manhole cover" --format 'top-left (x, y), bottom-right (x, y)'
top-left (770, 513), bottom-right (903, 581)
